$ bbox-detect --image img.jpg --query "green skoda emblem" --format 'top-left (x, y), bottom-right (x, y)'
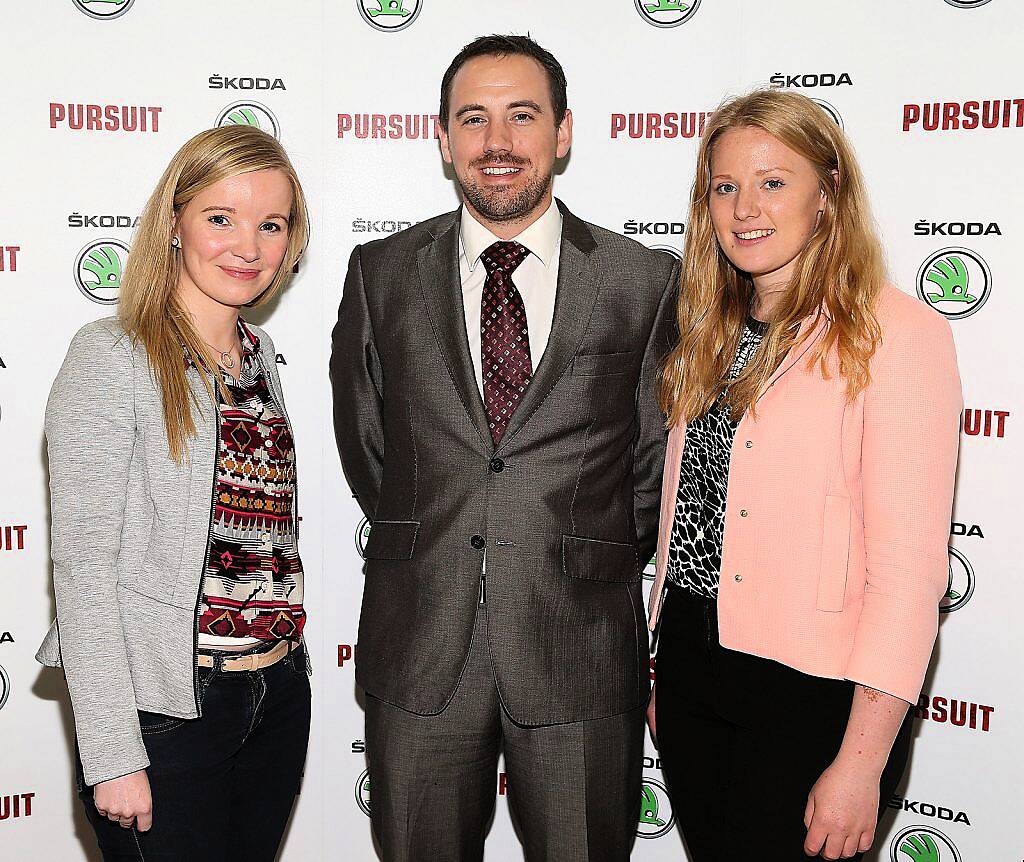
top-left (356, 517), bottom-right (372, 560)
top-left (75, 239), bottom-right (129, 305)
top-left (72, 0), bottom-right (136, 20)
top-left (917, 247), bottom-right (991, 320)
top-left (636, 777), bottom-right (674, 838)
top-left (634, 0), bottom-right (700, 27)
top-left (359, 0), bottom-right (422, 31)
top-left (890, 826), bottom-right (962, 862)
top-left (216, 101), bottom-right (280, 141)
top-left (941, 547), bottom-right (975, 613)
top-left (355, 769), bottom-right (371, 815)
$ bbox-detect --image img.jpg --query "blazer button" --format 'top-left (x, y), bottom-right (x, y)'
top-left (470, 535), bottom-right (486, 550)
top-left (744, 440), bottom-right (753, 449)
top-left (739, 509), bottom-right (748, 518)
top-left (489, 457), bottom-right (505, 473)
top-left (734, 574), bottom-right (743, 582)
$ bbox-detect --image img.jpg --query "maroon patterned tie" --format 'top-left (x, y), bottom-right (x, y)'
top-left (480, 240), bottom-right (532, 445)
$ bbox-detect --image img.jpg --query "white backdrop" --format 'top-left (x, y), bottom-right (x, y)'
top-left (0, 2), bottom-right (1019, 860)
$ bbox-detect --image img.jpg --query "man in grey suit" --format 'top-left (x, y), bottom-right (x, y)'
top-left (331, 35), bottom-right (678, 862)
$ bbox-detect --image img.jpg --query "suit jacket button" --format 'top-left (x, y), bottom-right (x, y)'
top-left (470, 535), bottom-right (486, 550)
top-left (734, 574), bottom-right (743, 582)
top-left (489, 457), bottom-right (505, 473)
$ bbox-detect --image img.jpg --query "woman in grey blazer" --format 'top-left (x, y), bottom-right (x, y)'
top-left (37, 126), bottom-right (311, 861)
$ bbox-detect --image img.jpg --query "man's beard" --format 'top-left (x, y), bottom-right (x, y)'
top-left (459, 159), bottom-right (552, 224)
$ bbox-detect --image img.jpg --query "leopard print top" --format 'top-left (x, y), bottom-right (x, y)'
top-left (666, 317), bottom-right (767, 598)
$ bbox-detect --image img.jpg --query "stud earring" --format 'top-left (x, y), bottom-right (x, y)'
top-left (171, 236), bottom-right (181, 248)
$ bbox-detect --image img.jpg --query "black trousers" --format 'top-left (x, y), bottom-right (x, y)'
top-left (654, 584), bottom-right (912, 862)
top-left (77, 644), bottom-right (311, 862)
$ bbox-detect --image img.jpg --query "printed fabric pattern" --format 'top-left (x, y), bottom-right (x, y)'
top-left (197, 321), bottom-right (305, 641)
top-left (666, 317), bottom-right (766, 598)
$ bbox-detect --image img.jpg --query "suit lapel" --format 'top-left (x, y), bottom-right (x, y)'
top-left (498, 202), bottom-right (601, 451)
top-left (416, 211), bottom-right (493, 448)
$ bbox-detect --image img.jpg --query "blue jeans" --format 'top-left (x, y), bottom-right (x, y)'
top-left (77, 643), bottom-right (311, 862)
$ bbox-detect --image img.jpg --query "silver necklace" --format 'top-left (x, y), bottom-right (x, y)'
top-left (204, 339), bottom-right (238, 369)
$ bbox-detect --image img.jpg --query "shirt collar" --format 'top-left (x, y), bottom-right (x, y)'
top-left (460, 197), bottom-right (562, 273)
top-left (237, 318), bottom-right (260, 356)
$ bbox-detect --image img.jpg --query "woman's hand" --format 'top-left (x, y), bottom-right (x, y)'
top-left (93, 769), bottom-right (153, 832)
top-left (646, 682), bottom-right (657, 747)
top-left (803, 756), bottom-right (879, 859)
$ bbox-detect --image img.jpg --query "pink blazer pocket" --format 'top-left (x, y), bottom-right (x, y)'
top-left (816, 496), bottom-right (851, 612)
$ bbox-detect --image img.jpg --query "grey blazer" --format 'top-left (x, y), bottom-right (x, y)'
top-left (330, 201), bottom-right (679, 725)
top-left (36, 317), bottom-right (294, 786)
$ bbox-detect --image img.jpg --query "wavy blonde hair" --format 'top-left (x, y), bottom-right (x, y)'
top-left (658, 89), bottom-right (884, 427)
top-left (119, 126), bottom-right (309, 462)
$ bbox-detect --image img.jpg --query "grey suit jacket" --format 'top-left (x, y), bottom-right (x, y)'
top-left (36, 317), bottom-right (294, 786)
top-left (330, 200), bottom-right (679, 724)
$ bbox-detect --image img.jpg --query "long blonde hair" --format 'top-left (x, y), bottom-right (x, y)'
top-left (119, 126), bottom-right (309, 462)
top-left (658, 89), bottom-right (884, 427)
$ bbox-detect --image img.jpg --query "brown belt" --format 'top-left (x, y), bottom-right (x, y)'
top-left (196, 638), bottom-right (292, 672)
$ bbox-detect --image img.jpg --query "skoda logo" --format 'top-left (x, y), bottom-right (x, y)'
top-left (890, 826), bottom-right (962, 862)
top-left (217, 101), bottom-right (280, 141)
top-left (649, 244), bottom-right (684, 262)
top-left (355, 769), bottom-right (371, 816)
top-left (637, 777), bottom-right (675, 838)
top-left (917, 247), bottom-right (991, 320)
top-left (941, 547), bottom-right (975, 613)
top-left (0, 664), bottom-right (10, 712)
top-left (75, 239), bottom-right (129, 305)
top-left (356, 517), bottom-right (371, 559)
top-left (812, 98), bottom-right (844, 129)
top-left (358, 0), bottom-right (421, 31)
top-left (634, 0), bottom-right (700, 27)
top-left (643, 553), bottom-right (657, 580)
top-left (72, 0), bottom-right (136, 20)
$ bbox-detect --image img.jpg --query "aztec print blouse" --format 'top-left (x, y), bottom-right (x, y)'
top-left (196, 320), bottom-right (305, 643)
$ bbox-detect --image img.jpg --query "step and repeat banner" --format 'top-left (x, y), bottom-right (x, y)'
top-left (1, 1), bottom-right (1019, 860)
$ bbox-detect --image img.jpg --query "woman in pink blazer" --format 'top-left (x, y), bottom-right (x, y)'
top-left (646, 90), bottom-right (961, 861)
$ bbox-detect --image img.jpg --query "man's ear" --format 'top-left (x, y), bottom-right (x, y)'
top-left (439, 125), bottom-right (454, 165)
top-left (556, 108), bottom-right (573, 159)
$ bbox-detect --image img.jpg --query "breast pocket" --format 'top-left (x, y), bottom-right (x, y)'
top-left (816, 495), bottom-right (851, 612)
top-left (571, 351), bottom-right (638, 377)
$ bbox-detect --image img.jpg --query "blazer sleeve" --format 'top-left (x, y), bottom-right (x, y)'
top-left (45, 321), bottom-right (150, 785)
top-left (844, 307), bottom-right (962, 704)
top-left (633, 259), bottom-right (680, 565)
top-left (330, 245), bottom-right (386, 521)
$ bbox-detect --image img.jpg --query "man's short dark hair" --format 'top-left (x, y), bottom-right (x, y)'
top-left (439, 34), bottom-right (568, 131)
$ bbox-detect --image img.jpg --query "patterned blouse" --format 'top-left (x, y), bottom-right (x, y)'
top-left (196, 321), bottom-right (305, 642)
top-left (666, 316), bottom-right (766, 598)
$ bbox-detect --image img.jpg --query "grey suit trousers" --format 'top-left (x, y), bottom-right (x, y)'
top-left (364, 607), bottom-right (644, 862)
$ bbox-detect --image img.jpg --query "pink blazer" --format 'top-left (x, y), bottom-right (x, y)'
top-left (648, 285), bottom-right (961, 704)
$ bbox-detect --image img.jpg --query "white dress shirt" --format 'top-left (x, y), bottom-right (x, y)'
top-left (458, 198), bottom-right (563, 395)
